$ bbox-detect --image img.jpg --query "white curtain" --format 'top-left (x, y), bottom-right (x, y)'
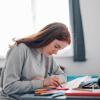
top-left (0, 0), bottom-right (34, 58)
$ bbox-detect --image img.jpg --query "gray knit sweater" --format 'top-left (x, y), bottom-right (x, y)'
top-left (1, 43), bottom-right (66, 95)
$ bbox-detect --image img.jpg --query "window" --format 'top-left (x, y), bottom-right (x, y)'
top-left (33, 0), bottom-right (73, 57)
top-left (0, 0), bottom-right (73, 58)
top-left (0, 0), bottom-right (34, 58)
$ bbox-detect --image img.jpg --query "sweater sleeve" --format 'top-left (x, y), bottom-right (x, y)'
top-left (2, 43), bottom-right (43, 95)
top-left (50, 57), bottom-right (67, 83)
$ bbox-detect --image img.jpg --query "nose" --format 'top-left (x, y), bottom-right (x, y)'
top-left (54, 52), bottom-right (57, 54)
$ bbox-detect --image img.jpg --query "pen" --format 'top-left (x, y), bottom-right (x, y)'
top-left (58, 82), bottom-right (63, 88)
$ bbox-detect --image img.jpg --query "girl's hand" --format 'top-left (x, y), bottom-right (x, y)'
top-left (43, 75), bottom-right (61, 87)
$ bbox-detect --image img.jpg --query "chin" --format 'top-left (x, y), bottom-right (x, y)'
top-left (44, 53), bottom-right (52, 57)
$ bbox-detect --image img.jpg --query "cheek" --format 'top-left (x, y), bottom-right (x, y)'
top-left (42, 46), bottom-right (52, 56)
top-left (43, 43), bottom-right (55, 53)
top-left (43, 46), bottom-right (51, 53)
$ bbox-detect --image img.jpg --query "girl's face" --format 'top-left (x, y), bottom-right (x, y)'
top-left (40, 39), bottom-right (68, 56)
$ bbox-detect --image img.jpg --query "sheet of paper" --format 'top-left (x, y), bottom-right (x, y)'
top-left (67, 76), bottom-right (92, 89)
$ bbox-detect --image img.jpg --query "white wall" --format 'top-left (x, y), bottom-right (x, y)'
top-left (54, 0), bottom-right (100, 76)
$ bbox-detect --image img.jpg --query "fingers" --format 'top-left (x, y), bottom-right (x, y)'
top-left (43, 75), bottom-right (61, 87)
top-left (51, 77), bottom-right (61, 87)
top-left (51, 80), bottom-right (59, 87)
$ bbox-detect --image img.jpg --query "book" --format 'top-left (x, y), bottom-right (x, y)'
top-left (65, 89), bottom-right (100, 96)
top-left (34, 86), bottom-right (68, 96)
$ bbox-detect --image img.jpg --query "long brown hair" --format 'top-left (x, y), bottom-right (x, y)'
top-left (16, 22), bottom-right (71, 48)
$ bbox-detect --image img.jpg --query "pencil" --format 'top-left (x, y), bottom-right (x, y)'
top-left (58, 83), bottom-right (63, 88)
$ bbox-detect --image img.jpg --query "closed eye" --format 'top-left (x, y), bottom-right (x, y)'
top-left (54, 44), bottom-right (61, 49)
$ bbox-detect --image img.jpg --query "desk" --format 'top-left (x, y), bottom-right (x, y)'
top-left (20, 94), bottom-right (100, 100)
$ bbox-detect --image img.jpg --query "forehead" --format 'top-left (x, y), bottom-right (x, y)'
top-left (51, 39), bottom-right (68, 48)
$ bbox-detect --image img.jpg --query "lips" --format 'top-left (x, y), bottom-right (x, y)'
top-left (49, 53), bottom-right (51, 55)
